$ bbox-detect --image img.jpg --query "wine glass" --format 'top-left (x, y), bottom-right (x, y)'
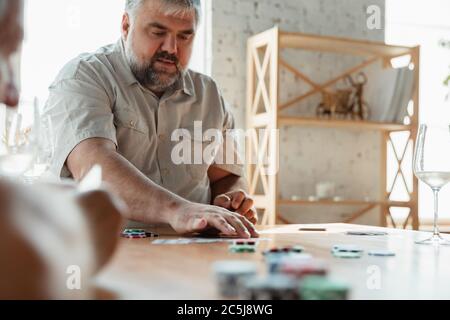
top-left (0, 99), bottom-right (37, 178)
top-left (23, 111), bottom-right (55, 183)
top-left (413, 124), bottom-right (450, 245)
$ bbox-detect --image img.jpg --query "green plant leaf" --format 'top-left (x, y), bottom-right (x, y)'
top-left (445, 75), bottom-right (450, 86)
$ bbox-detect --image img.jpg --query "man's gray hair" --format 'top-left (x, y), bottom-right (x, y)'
top-left (125, 0), bottom-right (201, 23)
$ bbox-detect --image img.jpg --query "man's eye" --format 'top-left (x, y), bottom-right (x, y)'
top-left (153, 32), bottom-right (166, 37)
top-left (178, 34), bottom-right (191, 41)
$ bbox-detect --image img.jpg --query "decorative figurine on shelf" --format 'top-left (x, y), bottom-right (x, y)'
top-left (316, 89), bottom-right (352, 119)
top-left (316, 72), bottom-right (370, 120)
top-left (346, 72), bottom-right (370, 120)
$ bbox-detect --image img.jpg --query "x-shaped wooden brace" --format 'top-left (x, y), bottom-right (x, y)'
top-left (251, 45), bottom-right (272, 115)
top-left (387, 132), bottom-right (413, 228)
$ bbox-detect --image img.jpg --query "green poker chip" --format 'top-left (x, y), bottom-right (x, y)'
top-left (229, 245), bottom-right (256, 253)
top-left (299, 276), bottom-right (349, 300)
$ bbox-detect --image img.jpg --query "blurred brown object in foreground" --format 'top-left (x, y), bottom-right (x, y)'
top-left (0, 180), bottom-right (124, 299)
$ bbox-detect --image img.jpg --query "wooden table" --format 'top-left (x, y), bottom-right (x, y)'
top-left (94, 224), bottom-right (450, 300)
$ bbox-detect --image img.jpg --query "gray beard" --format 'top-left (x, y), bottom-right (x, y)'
top-left (126, 49), bottom-right (184, 93)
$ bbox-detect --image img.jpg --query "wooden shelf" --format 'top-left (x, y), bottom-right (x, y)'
top-left (278, 199), bottom-right (412, 207)
top-left (246, 26), bottom-right (420, 229)
top-left (278, 116), bottom-right (412, 132)
top-left (279, 31), bottom-right (415, 57)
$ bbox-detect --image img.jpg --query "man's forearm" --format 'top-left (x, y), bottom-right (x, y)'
top-left (68, 141), bottom-right (188, 224)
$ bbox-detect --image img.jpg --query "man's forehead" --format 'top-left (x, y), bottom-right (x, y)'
top-left (138, 0), bottom-right (196, 29)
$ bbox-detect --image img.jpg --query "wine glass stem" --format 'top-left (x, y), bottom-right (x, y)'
top-left (432, 188), bottom-right (440, 236)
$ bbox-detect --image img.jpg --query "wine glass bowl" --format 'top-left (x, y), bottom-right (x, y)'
top-left (413, 124), bottom-right (450, 245)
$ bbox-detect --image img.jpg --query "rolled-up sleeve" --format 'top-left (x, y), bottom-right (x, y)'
top-left (43, 66), bottom-right (117, 178)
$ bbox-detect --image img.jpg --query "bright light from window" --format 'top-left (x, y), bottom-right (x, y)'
top-left (386, 0), bottom-right (450, 220)
top-left (20, 0), bottom-right (208, 106)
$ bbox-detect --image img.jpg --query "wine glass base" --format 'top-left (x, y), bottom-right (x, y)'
top-left (415, 234), bottom-right (450, 246)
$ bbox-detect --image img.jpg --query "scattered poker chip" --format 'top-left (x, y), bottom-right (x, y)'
top-left (299, 276), bottom-right (349, 300)
top-left (121, 233), bottom-right (147, 239)
top-left (240, 275), bottom-right (300, 300)
top-left (331, 244), bottom-right (363, 253)
top-left (145, 232), bottom-right (159, 238)
top-left (229, 240), bottom-right (257, 253)
top-left (213, 261), bottom-right (258, 297)
top-left (368, 250), bottom-right (396, 257)
top-left (263, 245), bottom-right (305, 255)
top-left (123, 229), bottom-right (146, 233)
top-left (121, 229), bottom-right (159, 239)
top-left (332, 251), bottom-right (362, 259)
top-left (346, 231), bottom-right (388, 236)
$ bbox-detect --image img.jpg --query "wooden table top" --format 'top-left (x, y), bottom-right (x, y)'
top-left (94, 223), bottom-right (450, 300)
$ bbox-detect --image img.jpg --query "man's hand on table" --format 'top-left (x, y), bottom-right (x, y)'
top-left (213, 190), bottom-right (258, 224)
top-left (169, 201), bottom-right (259, 239)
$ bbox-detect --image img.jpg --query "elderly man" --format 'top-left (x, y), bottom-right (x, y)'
top-left (44, 0), bottom-right (259, 238)
top-left (0, 0), bottom-right (123, 299)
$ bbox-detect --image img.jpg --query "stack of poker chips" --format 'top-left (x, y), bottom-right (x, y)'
top-left (263, 246), bottom-right (309, 273)
top-left (212, 261), bottom-right (258, 297)
top-left (299, 276), bottom-right (349, 300)
top-left (239, 275), bottom-right (299, 300)
top-left (228, 240), bottom-right (257, 253)
top-left (278, 257), bottom-right (328, 279)
top-left (121, 229), bottom-right (159, 239)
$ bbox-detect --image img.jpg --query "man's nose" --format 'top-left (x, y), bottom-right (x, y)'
top-left (161, 34), bottom-right (177, 55)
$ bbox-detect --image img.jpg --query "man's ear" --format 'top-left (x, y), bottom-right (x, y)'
top-left (121, 13), bottom-right (131, 40)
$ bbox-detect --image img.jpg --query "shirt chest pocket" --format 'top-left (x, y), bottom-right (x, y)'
top-left (113, 108), bottom-right (149, 135)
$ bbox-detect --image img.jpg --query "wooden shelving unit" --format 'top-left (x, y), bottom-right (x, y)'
top-left (246, 26), bottom-right (420, 229)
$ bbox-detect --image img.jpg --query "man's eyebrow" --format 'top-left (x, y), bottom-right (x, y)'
top-left (179, 29), bottom-right (195, 35)
top-left (147, 22), bottom-right (169, 30)
top-left (147, 22), bottom-right (194, 35)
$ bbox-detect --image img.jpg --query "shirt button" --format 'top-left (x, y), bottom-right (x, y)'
top-left (158, 134), bottom-right (165, 140)
top-left (129, 120), bottom-right (135, 127)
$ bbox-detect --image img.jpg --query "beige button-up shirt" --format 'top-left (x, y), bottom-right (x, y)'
top-left (44, 40), bottom-right (244, 205)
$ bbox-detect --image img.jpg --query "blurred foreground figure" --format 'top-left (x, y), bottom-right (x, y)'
top-left (0, 0), bottom-right (124, 299)
top-left (0, 181), bottom-right (124, 299)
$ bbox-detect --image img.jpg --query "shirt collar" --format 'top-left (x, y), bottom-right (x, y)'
top-left (117, 38), bottom-right (194, 97)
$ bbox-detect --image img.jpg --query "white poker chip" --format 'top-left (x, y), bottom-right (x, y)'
top-left (368, 250), bottom-right (396, 257)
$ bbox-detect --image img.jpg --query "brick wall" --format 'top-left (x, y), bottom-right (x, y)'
top-left (209, 0), bottom-right (386, 225)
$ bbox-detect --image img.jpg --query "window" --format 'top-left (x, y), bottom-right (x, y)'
top-left (386, 0), bottom-right (450, 221)
top-left (20, 0), bottom-right (209, 105)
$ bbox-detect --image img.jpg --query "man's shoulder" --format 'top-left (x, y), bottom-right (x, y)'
top-left (186, 69), bottom-right (220, 92)
top-left (51, 43), bottom-right (120, 85)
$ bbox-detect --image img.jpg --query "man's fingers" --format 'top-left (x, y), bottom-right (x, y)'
top-left (213, 194), bottom-right (231, 209)
top-left (243, 209), bottom-right (258, 225)
top-left (236, 214), bottom-right (259, 238)
top-left (206, 215), bottom-right (237, 236)
top-left (230, 191), bottom-right (246, 210)
top-left (225, 214), bottom-right (251, 239)
top-left (236, 198), bottom-right (254, 216)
